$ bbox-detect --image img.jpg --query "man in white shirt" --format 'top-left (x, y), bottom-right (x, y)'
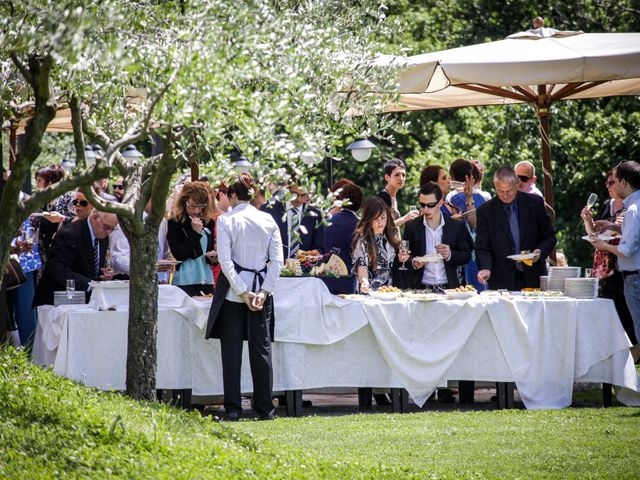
top-left (593, 160), bottom-right (640, 343)
top-left (205, 173), bottom-right (283, 421)
top-left (515, 161), bottom-right (543, 197)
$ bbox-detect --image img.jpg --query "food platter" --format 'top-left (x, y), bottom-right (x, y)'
top-left (413, 254), bottom-right (443, 263)
top-left (368, 291), bottom-right (402, 301)
top-left (157, 259), bottom-right (182, 266)
top-left (402, 292), bottom-right (444, 302)
top-left (445, 289), bottom-right (478, 300)
top-left (581, 233), bottom-right (616, 243)
top-left (90, 280), bottom-right (129, 289)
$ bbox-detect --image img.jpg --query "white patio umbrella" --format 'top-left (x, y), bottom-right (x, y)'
top-left (383, 25), bottom-right (640, 207)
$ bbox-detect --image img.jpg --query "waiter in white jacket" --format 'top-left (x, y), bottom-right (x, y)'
top-left (205, 173), bottom-right (283, 421)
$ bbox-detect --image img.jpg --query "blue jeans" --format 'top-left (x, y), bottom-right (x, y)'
top-left (623, 273), bottom-right (640, 344)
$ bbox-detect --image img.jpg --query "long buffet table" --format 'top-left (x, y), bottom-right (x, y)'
top-left (33, 279), bottom-right (640, 410)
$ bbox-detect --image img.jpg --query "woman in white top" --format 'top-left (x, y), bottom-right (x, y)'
top-left (205, 173), bottom-right (283, 421)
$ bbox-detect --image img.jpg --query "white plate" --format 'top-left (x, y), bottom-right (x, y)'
top-left (157, 259), bottom-right (182, 266)
top-left (413, 254), bottom-right (443, 263)
top-left (581, 234), bottom-right (616, 242)
top-left (507, 253), bottom-right (537, 261)
top-left (368, 291), bottom-right (401, 301)
top-left (445, 290), bottom-right (478, 300)
top-left (90, 280), bottom-right (129, 289)
top-left (403, 293), bottom-right (444, 302)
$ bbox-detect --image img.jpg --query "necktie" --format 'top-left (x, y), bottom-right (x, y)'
top-left (289, 208), bottom-right (301, 258)
top-left (93, 239), bottom-right (100, 276)
top-left (507, 204), bottom-right (523, 272)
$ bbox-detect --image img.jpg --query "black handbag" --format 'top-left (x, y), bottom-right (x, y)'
top-left (3, 256), bottom-right (27, 291)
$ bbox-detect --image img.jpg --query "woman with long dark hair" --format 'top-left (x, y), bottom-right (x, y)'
top-left (352, 197), bottom-right (407, 293)
top-left (420, 164), bottom-right (458, 218)
top-left (166, 181), bottom-right (216, 296)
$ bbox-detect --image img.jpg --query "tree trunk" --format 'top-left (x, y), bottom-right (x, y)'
top-left (125, 223), bottom-right (160, 400)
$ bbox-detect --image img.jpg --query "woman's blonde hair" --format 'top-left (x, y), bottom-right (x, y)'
top-left (170, 181), bottom-right (214, 223)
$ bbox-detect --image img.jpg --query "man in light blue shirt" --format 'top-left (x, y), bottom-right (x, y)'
top-left (593, 161), bottom-right (640, 344)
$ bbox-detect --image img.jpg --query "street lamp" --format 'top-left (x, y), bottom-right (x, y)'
top-left (235, 155), bottom-right (253, 173)
top-left (347, 139), bottom-right (376, 162)
top-left (120, 144), bottom-right (144, 159)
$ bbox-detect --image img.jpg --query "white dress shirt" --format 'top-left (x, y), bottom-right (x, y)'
top-left (421, 215), bottom-right (448, 286)
top-left (110, 215), bottom-right (171, 276)
top-left (217, 202), bottom-right (284, 303)
top-left (618, 189), bottom-right (640, 271)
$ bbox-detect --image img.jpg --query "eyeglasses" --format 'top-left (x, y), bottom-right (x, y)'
top-left (419, 201), bottom-right (439, 209)
top-left (114, 184), bottom-right (124, 190)
top-left (97, 215), bottom-right (118, 233)
top-left (72, 199), bottom-right (89, 207)
top-left (517, 175), bottom-right (530, 183)
top-left (186, 201), bottom-right (207, 209)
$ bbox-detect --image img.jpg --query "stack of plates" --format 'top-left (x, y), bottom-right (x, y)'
top-left (539, 276), bottom-right (548, 291)
top-left (548, 267), bottom-right (581, 293)
top-left (564, 278), bottom-right (598, 299)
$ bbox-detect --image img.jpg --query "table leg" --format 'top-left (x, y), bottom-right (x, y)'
top-left (390, 388), bottom-right (409, 413)
top-left (602, 383), bottom-right (613, 408)
top-left (358, 388), bottom-right (372, 410)
top-left (285, 390), bottom-right (303, 417)
top-left (496, 382), bottom-right (514, 409)
top-left (458, 381), bottom-right (475, 404)
top-left (180, 389), bottom-right (192, 409)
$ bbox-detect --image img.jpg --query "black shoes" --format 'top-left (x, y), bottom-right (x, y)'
top-left (259, 413), bottom-right (275, 421)
top-left (226, 411), bottom-right (241, 422)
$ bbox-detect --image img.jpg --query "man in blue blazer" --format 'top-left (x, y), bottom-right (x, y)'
top-left (476, 166), bottom-right (556, 290)
top-left (261, 184), bottom-right (325, 259)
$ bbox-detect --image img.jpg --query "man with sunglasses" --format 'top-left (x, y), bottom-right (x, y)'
top-left (401, 183), bottom-right (473, 292)
top-left (34, 210), bottom-right (118, 306)
top-left (514, 161), bottom-right (543, 197)
top-left (476, 167), bottom-right (556, 291)
top-left (112, 176), bottom-right (125, 202)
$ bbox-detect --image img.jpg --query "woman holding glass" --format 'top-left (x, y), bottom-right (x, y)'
top-left (167, 181), bottom-right (216, 297)
top-left (376, 159), bottom-right (420, 227)
top-left (352, 197), bottom-right (408, 293)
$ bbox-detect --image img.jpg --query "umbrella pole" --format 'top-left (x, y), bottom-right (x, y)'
top-left (538, 109), bottom-right (553, 208)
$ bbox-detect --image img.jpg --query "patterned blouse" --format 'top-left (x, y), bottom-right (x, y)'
top-left (352, 233), bottom-right (396, 290)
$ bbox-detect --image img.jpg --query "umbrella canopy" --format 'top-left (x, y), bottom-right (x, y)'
top-left (384, 28), bottom-right (640, 207)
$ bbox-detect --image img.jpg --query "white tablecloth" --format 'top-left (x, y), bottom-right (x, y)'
top-left (33, 278), bottom-right (640, 409)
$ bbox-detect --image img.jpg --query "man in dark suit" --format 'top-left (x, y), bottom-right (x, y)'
top-left (476, 166), bottom-right (556, 290)
top-left (261, 183), bottom-right (325, 259)
top-left (402, 183), bottom-right (473, 290)
top-left (34, 210), bottom-right (118, 306)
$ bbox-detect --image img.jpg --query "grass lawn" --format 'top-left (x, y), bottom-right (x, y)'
top-left (1, 347), bottom-right (639, 479)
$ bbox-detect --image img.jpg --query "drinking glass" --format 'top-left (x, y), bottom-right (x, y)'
top-left (409, 205), bottom-right (418, 213)
top-left (399, 240), bottom-right (410, 271)
top-left (66, 279), bottom-right (75, 300)
top-left (586, 193), bottom-right (598, 209)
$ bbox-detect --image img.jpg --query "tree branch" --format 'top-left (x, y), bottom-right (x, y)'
top-left (9, 52), bottom-right (33, 85)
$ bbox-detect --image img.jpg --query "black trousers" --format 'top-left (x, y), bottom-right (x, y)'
top-left (601, 271), bottom-right (637, 345)
top-left (218, 299), bottom-right (274, 417)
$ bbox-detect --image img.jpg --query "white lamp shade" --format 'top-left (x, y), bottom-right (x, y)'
top-left (235, 156), bottom-right (252, 173)
top-left (347, 139), bottom-right (376, 163)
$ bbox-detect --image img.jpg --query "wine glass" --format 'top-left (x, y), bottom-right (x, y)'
top-left (399, 240), bottom-right (410, 271)
top-left (66, 279), bottom-right (75, 300)
top-left (586, 193), bottom-right (598, 209)
top-left (409, 205), bottom-right (418, 214)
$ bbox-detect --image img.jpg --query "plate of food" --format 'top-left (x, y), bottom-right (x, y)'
top-left (521, 290), bottom-right (565, 297)
top-left (413, 254), bottom-right (443, 263)
top-left (192, 294), bottom-right (214, 301)
top-left (337, 294), bottom-right (368, 302)
top-left (90, 280), bottom-right (130, 289)
top-left (581, 233), bottom-right (617, 243)
top-left (403, 292), bottom-right (443, 302)
top-left (507, 251), bottom-right (537, 262)
top-left (445, 285), bottom-right (478, 299)
top-left (368, 286), bottom-right (402, 301)
top-left (157, 259), bottom-right (182, 266)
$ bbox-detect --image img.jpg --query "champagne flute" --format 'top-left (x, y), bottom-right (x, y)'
top-left (586, 193), bottom-right (597, 210)
top-left (399, 240), bottom-right (410, 271)
top-left (66, 279), bottom-right (75, 300)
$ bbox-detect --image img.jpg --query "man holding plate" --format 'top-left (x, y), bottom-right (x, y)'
top-left (476, 167), bottom-right (556, 291)
top-left (401, 183), bottom-right (473, 292)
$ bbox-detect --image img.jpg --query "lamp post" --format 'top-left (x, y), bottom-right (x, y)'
top-left (120, 144), bottom-right (144, 160)
top-left (235, 155), bottom-right (253, 173)
top-left (346, 139), bottom-right (376, 162)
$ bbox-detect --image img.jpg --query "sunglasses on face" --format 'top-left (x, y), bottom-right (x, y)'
top-left (517, 175), bottom-right (530, 183)
top-left (419, 201), bottom-right (439, 209)
top-left (114, 184), bottom-right (124, 190)
top-left (72, 199), bottom-right (89, 207)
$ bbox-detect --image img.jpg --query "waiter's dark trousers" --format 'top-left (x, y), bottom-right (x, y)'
top-left (218, 299), bottom-right (274, 417)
